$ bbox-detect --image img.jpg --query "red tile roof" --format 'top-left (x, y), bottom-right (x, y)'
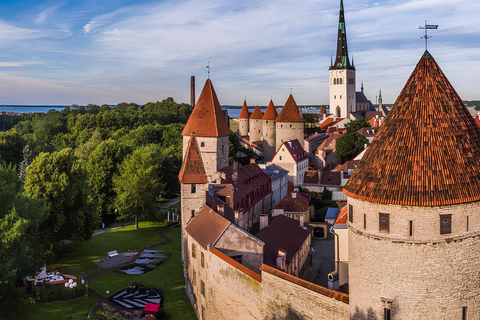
top-left (185, 206), bottom-right (231, 250)
top-left (475, 114), bottom-right (480, 129)
top-left (319, 105), bottom-right (327, 114)
top-left (250, 105), bottom-right (264, 119)
top-left (335, 207), bottom-right (348, 225)
top-left (256, 215), bottom-right (313, 267)
top-left (239, 100), bottom-right (249, 119)
top-left (262, 100), bottom-right (278, 120)
top-left (344, 51), bottom-right (480, 206)
top-left (275, 192), bottom-right (309, 212)
top-left (276, 94), bottom-right (304, 123)
top-left (178, 134), bottom-right (208, 184)
top-left (276, 139), bottom-right (308, 163)
top-left (182, 79), bottom-right (230, 137)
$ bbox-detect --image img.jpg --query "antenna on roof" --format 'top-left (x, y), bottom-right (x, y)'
top-left (206, 61), bottom-right (210, 79)
top-left (419, 20), bottom-right (439, 51)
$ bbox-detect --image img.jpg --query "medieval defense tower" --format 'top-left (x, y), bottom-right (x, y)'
top-left (344, 51), bottom-right (480, 319)
top-left (329, 0), bottom-right (356, 118)
top-left (179, 79), bottom-right (230, 263)
top-left (262, 100), bottom-right (278, 161)
top-left (238, 100), bottom-right (249, 137)
top-left (275, 94), bottom-right (305, 148)
top-left (249, 106), bottom-right (264, 143)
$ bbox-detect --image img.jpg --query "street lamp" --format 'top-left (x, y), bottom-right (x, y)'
top-left (114, 209), bottom-right (117, 228)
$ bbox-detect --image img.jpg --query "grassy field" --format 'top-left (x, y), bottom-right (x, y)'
top-left (89, 227), bottom-right (196, 320)
top-left (9, 297), bottom-right (97, 320)
top-left (50, 221), bottom-right (166, 277)
top-left (11, 221), bottom-right (196, 320)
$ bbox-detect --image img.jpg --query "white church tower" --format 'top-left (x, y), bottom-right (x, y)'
top-left (329, 0), bottom-right (356, 118)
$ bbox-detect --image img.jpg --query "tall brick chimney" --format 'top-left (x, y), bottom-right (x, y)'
top-left (190, 76), bottom-right (195, 107)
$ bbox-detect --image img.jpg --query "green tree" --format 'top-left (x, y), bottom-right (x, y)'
top-left (335, 132), bottom-right (369, 162)
top-left (113, 145), bottom-right (166, 229)
top-left (0, 132), bottom-right (26, 166)
top-left (345, 117), bottom-right (371, 133)
top-left (0, 164), bottom-right (47, 306)
top-left (87, 139), bottom-right (128, 222)
top-left (24, 148), bottom-right (95, 252)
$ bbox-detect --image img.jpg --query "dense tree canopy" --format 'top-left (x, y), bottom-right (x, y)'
top-left (335, 132), bottom-right (369, 162)
top-left (345, 117), bottom-right (371, 133)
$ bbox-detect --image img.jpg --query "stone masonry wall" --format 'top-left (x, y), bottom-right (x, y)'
top-left (348, 197), bottom-right (480, 319)
top-left (250, 118), bottom-right (263, 143)
top-left (276, 122), bottom-right (304, 148)
top-left (183, 135), bottom-right (228, 177)
top-left (239, 118), bottom-right (249, 137)
top-left (263, 120), bottom-right (276, 162)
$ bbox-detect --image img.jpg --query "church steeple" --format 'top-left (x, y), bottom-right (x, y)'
top-left (331, 0), bottom-right (354, 70)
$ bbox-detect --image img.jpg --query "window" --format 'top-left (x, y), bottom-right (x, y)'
top-left (290, 124), bottom-right (292, 128)
top-left (201, 280), bottom-right (205, 297)
top-left (334, 95), bottom-right (336, 99)
top-left (340, 95), bottom-right (342, 99)
top-left (202, 306), bottom-right (205, 319)
top-left (409, 220), bottom-right (413, 237)
top-left (440, 214), bottom-right (452, 234)
top-left (192, 243), bottom-right (196, 258)
top-left (191, 184), bottom-right (196, 194)
top-left (201, 252), bottom-right (205, 267)
top-left (222, 145), bottom-right (224, 153)
top-left (191, 210), bottom-right (195, 218)
top-left (384, 308), bottom-right (391, 320)
top-left (200, 142), bottom-right (205, 147)
top-left (348, 204), bottom-right (353, 223)
top-left (193, 270), bottom-right (196, 286)
top-left (279, 156), bottom-right (282, 161)
top-left (463, 306), bottom-right (468, 320)
top-left (363, 214), bottom-right (366, 229)
top-left (379, 213), bottom-right (390, 233)
top-left (467, 216), bottom-right (470, 232)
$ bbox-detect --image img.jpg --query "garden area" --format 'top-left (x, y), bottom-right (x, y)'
top-left (6, 221), bottom-right (196, 320)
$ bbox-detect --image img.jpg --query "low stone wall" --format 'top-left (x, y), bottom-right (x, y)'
top-left (200, 248), bottom-right (349, 320)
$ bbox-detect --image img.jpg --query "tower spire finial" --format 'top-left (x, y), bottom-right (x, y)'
top-left (331, 0), bottom-right (353, 70)
top-left (206, 61), bottom-right (210, 79)
top-left (419, 20), bottom-right (439, 51)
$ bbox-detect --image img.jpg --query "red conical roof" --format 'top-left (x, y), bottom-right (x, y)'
top-left (183, 79), bottom-right (229, 137)
top-left (239, 100), bottom-right (249, 119)
top-left (344, 51), bottom-right (480, 206)
top-left (178, 134), bottom-right (208, 184)
top-left (276, 95), bottom-right (304, 123)
top-left (263, 100), bottom-right (278, 120)
top-left (319, 105), bottom-right (326, 114)
top-left (250, 105), bottom-right (264, 119)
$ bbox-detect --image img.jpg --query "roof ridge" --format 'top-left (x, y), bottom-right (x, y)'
top-left (276, 95), bottom-right (304, 123)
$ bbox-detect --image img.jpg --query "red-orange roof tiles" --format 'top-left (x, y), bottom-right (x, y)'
top-left (344, 51), bottom-right (480, 206)
top-left (276, 94), bottom-right (304, 123)
top-left (250, 105), bottom-right (264, 119)
top-left (263, 100), bottom-right (278, 120)
top-left (319, 105), bottom-right (327, 114)
top-left (178, 134), bottom-right (208, 184)
top-left (182, 79), bottom-right (230, 137)
top-left (335, 207), bottom-right (348, 225)
top-left (239, 100), bottom-right (249, 119)
top-left (185, 206), bottom-right (231, 249)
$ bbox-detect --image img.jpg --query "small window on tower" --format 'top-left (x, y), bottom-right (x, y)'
top-left (409, 220), bottom-right (413, 237)
top-left (349, 204), bottom-right (353, 223)
top-left (379, 213), bottom-right (390, 233)
top-left (440, 214), bottom-right (452, 234)
top-left (463, 306), bottom-right (468, 320)
top-left (200, 142), bottom-right (205, 147)
top-left (191, 210), bottom-right (195, 218)
top-left (201, 252), bottom-right (205, 267)
top-left (191, 184), bottom-right (196, 194)
top-left (340, 95), bottom-right (342, 99)
top-left (222, 145), bottom-right (224, 153)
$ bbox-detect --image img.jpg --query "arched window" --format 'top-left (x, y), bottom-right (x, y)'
top-left (336, 106), bottom-right (341, 118)
top-left (333, 78), bottom-right (337, 85)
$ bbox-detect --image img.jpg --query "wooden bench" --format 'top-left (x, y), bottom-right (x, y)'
top-left (108, 250), bottom-right (119, 258)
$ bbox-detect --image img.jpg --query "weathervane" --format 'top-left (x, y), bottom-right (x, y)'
top-left (419, 21), bottom-right (439, 51)
top-left (206, 61), bottom-right (210, 79)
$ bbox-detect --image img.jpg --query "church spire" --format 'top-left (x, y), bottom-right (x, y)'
top-left (331, 0), bottom-right (354, 70)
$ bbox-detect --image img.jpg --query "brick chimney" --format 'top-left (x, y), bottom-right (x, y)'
top-left (190, 76), bottom-right (195, 107)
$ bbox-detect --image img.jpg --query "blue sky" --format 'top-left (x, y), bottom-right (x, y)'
top-left (0, 0), bottom-right (478, 105)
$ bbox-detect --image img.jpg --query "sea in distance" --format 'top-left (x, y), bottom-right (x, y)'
top-left (0, 105), bottom-right (325, 117)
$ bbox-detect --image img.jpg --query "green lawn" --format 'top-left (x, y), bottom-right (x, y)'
top-left (89, 227), bottom-right (196, 320)
top-left (10, 297), bottom-right (97, 320)
top-left (50, 221), bottom-right (167, 277)
top-left (166, 201), bottom-right (181, 213)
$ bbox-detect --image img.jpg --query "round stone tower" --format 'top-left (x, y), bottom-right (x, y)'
top-left (344, 51), bottom-right (480, 320)
top-left (238, 99), bottom-right (249, 137)
top-left (275, 94), bottom-right (304, 147)
top-left (249, 105), bottom-right (264, 143)
top-left (262, 100), bottom-right (278, 161)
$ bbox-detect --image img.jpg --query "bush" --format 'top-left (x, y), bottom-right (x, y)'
top-left (30, 284), bottom-right (86, 303)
